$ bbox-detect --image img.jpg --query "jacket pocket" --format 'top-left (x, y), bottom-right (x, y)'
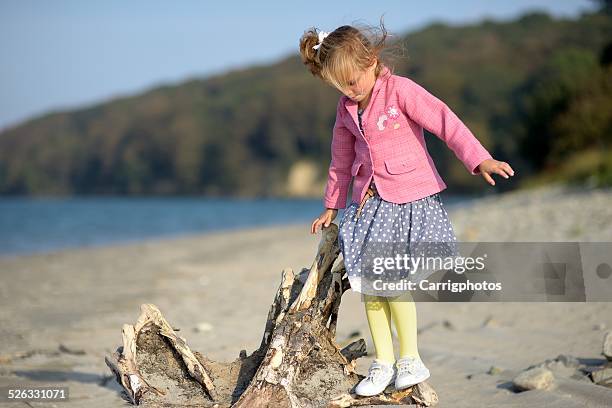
top-left (351, 161), bottom-right (362, 176)
top-left (384, 156), bottom-right (416, 174)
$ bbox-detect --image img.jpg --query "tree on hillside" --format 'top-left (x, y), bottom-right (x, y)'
top-left (592, 0), bottom-right (612, 15)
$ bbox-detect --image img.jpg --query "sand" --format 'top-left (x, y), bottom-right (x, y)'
top-left (1, 183), bottom-right (611, 407)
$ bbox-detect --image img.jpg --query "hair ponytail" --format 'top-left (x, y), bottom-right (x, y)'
top-left (299, 28), bottom-right (325, 77)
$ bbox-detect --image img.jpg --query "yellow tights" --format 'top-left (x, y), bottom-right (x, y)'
top-left (363, 291), bottom-right (420, 365)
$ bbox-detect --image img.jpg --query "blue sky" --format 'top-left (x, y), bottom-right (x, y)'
top-left (0, 0), bottom-right (596, 131)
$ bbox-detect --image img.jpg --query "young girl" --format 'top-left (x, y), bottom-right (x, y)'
top-left (301, 22), bottom-right (514, 396)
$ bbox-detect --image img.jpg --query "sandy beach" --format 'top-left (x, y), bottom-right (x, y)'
top-left (1, 183), bottom-right (612, 407)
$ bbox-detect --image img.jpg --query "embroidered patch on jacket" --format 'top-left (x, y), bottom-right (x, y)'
top-left (377, 105), bottom-right (401, 131)
top-left (386, 105), bottom-right (400, 119)
top-left (376, 114), bottom-right (388, 130)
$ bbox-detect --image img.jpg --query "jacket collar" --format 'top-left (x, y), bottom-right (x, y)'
top-left (344, 65), bottom-right (391, 132)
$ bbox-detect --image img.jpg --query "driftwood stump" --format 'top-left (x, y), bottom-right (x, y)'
top-left (105, 223), bottom-right (439, 407)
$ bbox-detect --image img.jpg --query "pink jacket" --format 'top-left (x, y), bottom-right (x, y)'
top-left (323, 65), bottom-right (493, 209)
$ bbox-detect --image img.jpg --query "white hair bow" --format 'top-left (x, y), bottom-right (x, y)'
top-left (312, 31), bottom-right (330, 50)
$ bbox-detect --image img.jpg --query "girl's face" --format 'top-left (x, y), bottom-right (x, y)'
top-left (342, 61), bottom-right (378, 103)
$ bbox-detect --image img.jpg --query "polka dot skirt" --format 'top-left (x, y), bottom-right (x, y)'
top-left (338, 180), bottom-right (460, 297)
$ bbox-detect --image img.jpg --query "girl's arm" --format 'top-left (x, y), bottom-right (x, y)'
top-left (397, 76), bottom-right (493, 175)
top-left (323, 98), bottom-right (356, 209)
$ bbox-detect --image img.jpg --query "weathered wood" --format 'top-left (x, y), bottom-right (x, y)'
top-left (105, 223), bottom-right (439, 407)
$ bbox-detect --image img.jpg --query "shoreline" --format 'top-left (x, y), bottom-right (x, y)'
top-left (3, 182), bottom-right (604, 261)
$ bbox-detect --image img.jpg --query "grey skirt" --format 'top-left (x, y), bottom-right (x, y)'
top-left (338, 180), bottom-right (459, 297)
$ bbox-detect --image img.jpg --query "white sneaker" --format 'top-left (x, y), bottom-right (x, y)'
top-left (354, 359), bottom-right (396, 396)
top-left (395, 355), bottom-right (431, 390)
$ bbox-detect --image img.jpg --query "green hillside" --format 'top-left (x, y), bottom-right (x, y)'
top-left (0, 9), bottom-right (610, 197)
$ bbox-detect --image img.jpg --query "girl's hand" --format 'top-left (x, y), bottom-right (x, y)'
top-left (311, 208), bottom-right (338, 234)
top-left (478, 158), bottom-right (515, 186)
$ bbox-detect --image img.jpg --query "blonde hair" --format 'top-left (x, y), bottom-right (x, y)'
top-left (299, 17), bottom-right (399, 92)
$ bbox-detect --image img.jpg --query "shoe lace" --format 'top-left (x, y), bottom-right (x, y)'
top-left (397, 358), bottom-right (419, 375)
top-left (366, 362), bottom-right (388, 383)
